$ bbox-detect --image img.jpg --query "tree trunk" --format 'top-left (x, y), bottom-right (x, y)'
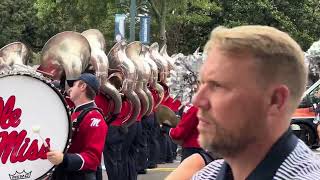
top-left (148, 0), bottom-right (167, 46)
top-left (159, 0), bottom-right (167, 47)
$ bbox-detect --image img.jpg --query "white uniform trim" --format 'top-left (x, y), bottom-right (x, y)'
top-left (292, 116), bottom-right (315, 118)
top-left (76, 153), bottom-right (85, 170)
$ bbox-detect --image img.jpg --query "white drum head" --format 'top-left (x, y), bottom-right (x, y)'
top-left (0, 74), bottom-right (71, 180)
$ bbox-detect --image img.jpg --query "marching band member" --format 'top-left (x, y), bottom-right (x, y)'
top-left (161, 48), bottom-right (209, 163)
top-left (134, 105), bottom-right (148, 174)
top-left (162, 96), bottom-right (182, 161)
top-left (161, 104), bottom-right (204, 162)
top-left (158, 82), bottom-right (177, 163)
top-left (47, 73), bottom-right (108, 180)
top-left (103, 95), bottom-right (132, 180)
top-left (145, 85), bottom-right (162, 169)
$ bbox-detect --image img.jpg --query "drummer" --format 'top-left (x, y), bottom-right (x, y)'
top-left (47, 73), bottom-right (108, 180)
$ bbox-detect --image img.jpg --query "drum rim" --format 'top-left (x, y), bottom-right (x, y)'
top-left (0, 71), bottom-right (72, 180)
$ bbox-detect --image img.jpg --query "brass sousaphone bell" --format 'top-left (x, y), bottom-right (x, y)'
top-left (0, 42), bottom-right (30, 70)
top-left (82, 29), bottom-right (122, 116)
top-left (126, 41), bottom-right (150, 118)
top-left (150, 42), bottom-right (169, 83)
top-left (160, 44), bottom-right (175, 71)
top-left (117, 41), bottom-right (141, 128)
top-left (140, 46), bottom-right (154, 116)
top-left (38, 31), bottom-right (91, 81)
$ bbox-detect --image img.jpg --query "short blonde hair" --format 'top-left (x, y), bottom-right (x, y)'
top-left (204, 25), bottom-right (307, 111)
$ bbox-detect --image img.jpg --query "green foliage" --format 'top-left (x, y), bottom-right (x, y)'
top-left (216, 0), bottom-right (320, 50)
top-left (166, 0), bottom-right (221, 54)
top-left (35, 0), bottom-right (117, 50)
top-left (165, 0), bottom-right (320, 54)
top-left (0, 0), bottom-right (39, 49)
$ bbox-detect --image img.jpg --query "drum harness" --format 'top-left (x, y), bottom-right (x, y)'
top-left (72, 107), bottom-right (117, 136)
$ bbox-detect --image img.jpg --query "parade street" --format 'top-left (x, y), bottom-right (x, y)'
top-left (138, 161), bottom-right (179, 180)
top-left (102, 160), bottom-right (180, 180)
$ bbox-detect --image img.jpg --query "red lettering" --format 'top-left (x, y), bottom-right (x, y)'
top-left (0, 96), bottom-right (51, 164)
top-left (24, 139), bottom-right (40, 161)
top-left (16, 137), bottom-right (30, 162)
top-left (9, 130), bottom-right (27, 163)
top-left (38, 138), bottom-right (51, 159)
top-left (0, 130), bottom-right (51, 164)
top-left (0, 96), bottom-right (21, 129)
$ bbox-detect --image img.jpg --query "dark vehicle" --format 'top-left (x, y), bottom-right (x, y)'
top-left (291, 80), bottom-right (320, 149)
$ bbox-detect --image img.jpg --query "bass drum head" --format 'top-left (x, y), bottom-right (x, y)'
top-left (0, 73), bottom-right (71, 180)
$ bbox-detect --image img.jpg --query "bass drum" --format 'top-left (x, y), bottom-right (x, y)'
top-left (0, 71), bottom-right (71, 180)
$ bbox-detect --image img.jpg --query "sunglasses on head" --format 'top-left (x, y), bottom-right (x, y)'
top-left (67, 80), bottom-right (76, 88)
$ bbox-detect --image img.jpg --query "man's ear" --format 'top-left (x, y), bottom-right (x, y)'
top-left (80, 83), bottom-right (87, 91)
top-left (269, 85), bottom-right (289, 112)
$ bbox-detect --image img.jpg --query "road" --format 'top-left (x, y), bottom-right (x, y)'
top-left (102, 160), bottom-right (179, 180)
top-left (138, 161), bottom-right (179, 180)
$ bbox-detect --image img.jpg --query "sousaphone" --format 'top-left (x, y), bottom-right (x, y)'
top-left (118, 41), bottom-right (141, 128)
top-left (82, 29), bottom-right (122, 116)
top-left (160, 44), bottom-right (175, 71)
top-left (38, 31), bottom-right (91, 81)
top-left (126, 41), bottom-right (150, 118)
top-left (150, 42), bottom-right (168, 83)
top-left (0, 42), bottom-right (29, 70)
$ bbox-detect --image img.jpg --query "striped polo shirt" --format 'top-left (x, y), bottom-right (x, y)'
top-left (192, 130), bottom-right (320, 180)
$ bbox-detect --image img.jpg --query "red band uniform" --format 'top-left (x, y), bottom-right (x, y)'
top-left (49, 73), bottom-right (108, 180)
top-left (163, 104), bottom-right (205, 162)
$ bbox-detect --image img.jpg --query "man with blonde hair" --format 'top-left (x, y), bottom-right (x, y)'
top-left (191, 25), bottom-right (320, 179)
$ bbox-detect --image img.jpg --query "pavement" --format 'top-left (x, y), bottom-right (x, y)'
top-left (102, 160), bottom-right (179, 180)
top-left (138, 160), bottom-right (180, 180)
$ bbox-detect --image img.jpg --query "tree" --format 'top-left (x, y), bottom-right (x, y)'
top-left (35, 0), bottom-right (117, 50)
top-left (0, 0), bottom-right (39, 49)
top-left (147, 0), bottom-right (169, 47)
top-left (164, 0), bottom-right (320, 54)
top-left (166, 0), bottom-right (221, 54)
top-left (216, 0), bottom-right (320, 51)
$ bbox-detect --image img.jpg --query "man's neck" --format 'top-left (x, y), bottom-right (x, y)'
top-left (74, 97), bottom-right (94, 110)
top-left (225, 128), bottom-right (287, 180)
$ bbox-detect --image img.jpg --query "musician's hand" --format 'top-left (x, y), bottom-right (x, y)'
top-left (160, 122), bottom-right (171, 135)
top-left (47, 151), bottom-right (64, 165)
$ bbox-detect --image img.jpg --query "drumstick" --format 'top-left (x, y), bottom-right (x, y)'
top-left (32, 125), bottom-right (49, 148)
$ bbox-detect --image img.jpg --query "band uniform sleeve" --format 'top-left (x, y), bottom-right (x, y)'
top-left (71, 110), bottom-right (108, 171)
top-left (169, 107), bottom-right (198, 141)
top-left (62, 153), bottom-right (84, 171)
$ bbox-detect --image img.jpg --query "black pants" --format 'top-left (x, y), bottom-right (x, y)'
top-left (158, 132), bottom-right (168, 163)
top-left (181, 147), bottom-right (205, 162)
top-left (103, 125), bottom-right (124, 180)
top-left (146, 113), bottom-right (160, 167)
top-left (96, 166), bottom-right (102, 180)
top-left (122, 122), bottom-right (138, 180)
top-left (171, 141), bottom-right (178, 160)
top-left (51, 166), bottom-right (96, 180)
top-left (141, 114), bottom-right (152, 169)
top-left (165, 134), bottom-right (174, 162)
top-left (134, 121), bottom-right (148, 171)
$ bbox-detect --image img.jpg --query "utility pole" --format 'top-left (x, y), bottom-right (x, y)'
top-left (129, 0), bottom-right (136, 42)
